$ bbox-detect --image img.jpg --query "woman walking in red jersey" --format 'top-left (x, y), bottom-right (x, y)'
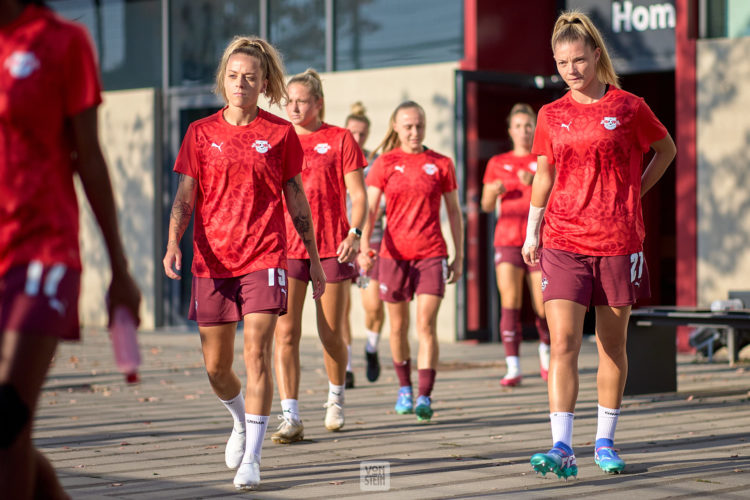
top-left (271, 69), bottom-right (367, 442)
top-left (163, 37), bottom-right (325, 491)
top-left (359, 101), bottom-right (464, 422)
top-left (523, 11), bottom-right (676, 478)
top-left (343, 102), bottom-right (385, 385)
top-left (1, 1), bottom-right (141, 497)
top-left (481, 103), bottom-right (550, 387)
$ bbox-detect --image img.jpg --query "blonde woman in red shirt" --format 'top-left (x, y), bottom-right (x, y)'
top-left (359, 101), bottom-right (463, 422)
top-left (523, 11), bottom-right (675, 478)
top-left (163, 37), bottom-right (325, 491)
top-left (272, 69), bottom-right (367, 443)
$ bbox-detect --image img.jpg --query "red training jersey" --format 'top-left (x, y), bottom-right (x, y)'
top-left (174, 108), bottom-right (303, 277)
top-left (532, 88), bottom-right (667, 256)
top-left (0, 6), bottom-right (102, 275)
top-left (483, 152), bottom-right (537, 247)
top-left (367, 148), bottom-right (457, 260)
top-left (284, 123), bottom-right (366, 259)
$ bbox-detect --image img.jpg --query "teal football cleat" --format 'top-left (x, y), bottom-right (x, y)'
top-left (530, 441), bottom-right (578, 479)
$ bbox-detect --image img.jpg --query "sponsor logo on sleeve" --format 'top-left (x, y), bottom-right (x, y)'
top-left (314, 143), bottom-right (331, 154)
top-left (4, 51), bottom-right (40, 79)
top-left (252, 140), bottom-right (271, 153)
top-left (601, 117), bottom-right (621, 130)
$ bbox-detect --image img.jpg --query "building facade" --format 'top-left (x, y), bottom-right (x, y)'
top-left (55, 0), bottom-right (750, 346)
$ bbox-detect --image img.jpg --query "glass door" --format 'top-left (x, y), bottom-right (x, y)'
top-left (163, 90), bottom-right (222, 325)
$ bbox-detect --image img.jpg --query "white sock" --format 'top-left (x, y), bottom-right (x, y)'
top-left (280, 398), bottom-right (300, 422)
top-left (365, 329), bottom-right (380, 353)
top-left (538, 343), bottom-right (550, 371)
top-left (346, 345), bottom-right (352, 372)
top-left (595, 405), bottom-right (620, 442)
top-left (220, 392), bottom-right (246, 432)
top-left (550, 412), bottom-right (575, 448)
top-left (328, 382), bottom-right (345, 405)
top-left (242, 414), bottom-right (268, 463)
top-left (505, 356), bottom-right (520, 377)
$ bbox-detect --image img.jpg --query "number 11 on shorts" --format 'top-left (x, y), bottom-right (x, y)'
top-left (630, 251), bottom-right (644, 283)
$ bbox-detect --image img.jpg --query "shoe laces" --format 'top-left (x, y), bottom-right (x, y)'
top-left (595, 446), bottom-right (621, 460)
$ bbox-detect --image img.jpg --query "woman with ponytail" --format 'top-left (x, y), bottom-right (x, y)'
top-left (163, 36), bottom-right (325, 491)
top-left (342, 102), bottom-right (385, 385)
top-left (358, 101), bottom-right (463, 422)
top-left (272, 69), bottom-right (367, 442)
top-left (481, 103), bottom-right (550, 388)
top-left (523, 11), bottom-right (675, 478)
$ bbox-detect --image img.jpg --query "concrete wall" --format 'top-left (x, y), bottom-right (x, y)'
top-left (77, 88), bottom-right (158, 329)
top-left (263, 62), bottom-right (461, 342)
top-left (696, 37), bottom-right (750, 305)
top-left (79, 61), bottom-right (461, 343)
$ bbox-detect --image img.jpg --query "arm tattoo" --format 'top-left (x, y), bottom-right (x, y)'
top-left (286, 177), bottom-right (304, 197)
top-left (292, 215), bottom-right (311, 240)
top-left (170, 200), bottom-right (193, 236)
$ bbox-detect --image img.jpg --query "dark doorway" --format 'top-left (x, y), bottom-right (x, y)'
top-left (163, 105), bottom-right (218, 325)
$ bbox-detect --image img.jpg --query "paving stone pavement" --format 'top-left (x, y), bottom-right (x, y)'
top-left (37, 326), bottom-right (750, 499)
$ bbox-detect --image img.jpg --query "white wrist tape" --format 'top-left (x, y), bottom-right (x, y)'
top-left (525, 204), bottom-right (545, 243)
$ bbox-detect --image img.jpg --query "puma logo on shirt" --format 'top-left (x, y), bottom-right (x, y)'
top-left (560, 122), bottom-right (572, 130)
top-left (210, 142), bottom-right (223, 152)
top-left (394, 165), bottom-right (405, 174)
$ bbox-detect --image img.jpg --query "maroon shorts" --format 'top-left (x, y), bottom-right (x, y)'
top-left (494, 245), bottom-right (540, 272)
top-left (287, 257), bottom-right (357, 284)
top-left (540, 248), bottom-right (651, 307)
top-left (378, 256), bottom-right (447, 303)
top-left (189, 268), bottom-right (288, 326)
top-left (366, 240), bottom-right (382, 281)
top-left (0, 262), bottom-right (81, 340)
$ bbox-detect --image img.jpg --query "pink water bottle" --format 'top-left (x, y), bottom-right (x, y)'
top-left (110, 306), bottom-right (141, 383)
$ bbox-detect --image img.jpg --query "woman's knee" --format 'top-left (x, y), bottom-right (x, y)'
top-left (205, 362), bottom-right (234, 383)
top-left (549, 331), bottom-right (581, 355)
top-left (597, 333), bottom-right (627, 358)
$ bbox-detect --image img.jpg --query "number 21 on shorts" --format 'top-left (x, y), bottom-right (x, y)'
top-left (630, 251), bottom-right (644, 283)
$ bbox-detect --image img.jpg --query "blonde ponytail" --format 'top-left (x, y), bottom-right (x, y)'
top-left (371, 101), bottom-right (425, 161)
top-left (551, 11), bottom-right (620, 89)
top-left (287, 68), bottom-right (325, 120)
top-left (215, 36), bottom-right (288, 106)
top-left (345, 101), bottom-right (370, 128)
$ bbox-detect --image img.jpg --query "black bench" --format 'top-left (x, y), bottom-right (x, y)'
top-left (625, 307), bottom-right (750, 395)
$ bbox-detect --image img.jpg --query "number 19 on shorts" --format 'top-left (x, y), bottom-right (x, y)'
top-left (268, 268), bottom-right (286, 287)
